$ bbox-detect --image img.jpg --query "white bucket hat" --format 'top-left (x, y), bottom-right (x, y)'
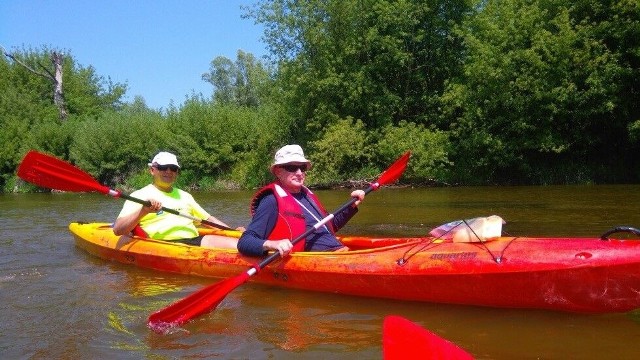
top-left (148, 151), bottom-right (180, 168)
top-left (270, 144), bottom-right (312, 172)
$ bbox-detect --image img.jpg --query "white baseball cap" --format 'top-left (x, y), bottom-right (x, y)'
top-left (148, 151), bottom-right (180, 168)
top-left (270, 144), bottom-right (312, 171)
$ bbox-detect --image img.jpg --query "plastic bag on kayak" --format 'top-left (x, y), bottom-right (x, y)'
top-left (429, 215), bottom-right (506, 242)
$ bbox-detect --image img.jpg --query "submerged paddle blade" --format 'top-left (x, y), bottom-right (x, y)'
top-left (383, 315), bottom-right (474, 360)
top-left (374, 151), bottom-right (410, 188)
top-left (17, 150), bottom-right (111, 194)
top-left (148, 272), bottom-right (251, 333)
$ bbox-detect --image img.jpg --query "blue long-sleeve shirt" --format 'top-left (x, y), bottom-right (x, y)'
top-left (237, 192), bottom-right (358, 256)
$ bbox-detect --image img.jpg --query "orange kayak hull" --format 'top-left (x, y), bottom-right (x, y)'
top-left (69, 222), bottom-right (640, 313)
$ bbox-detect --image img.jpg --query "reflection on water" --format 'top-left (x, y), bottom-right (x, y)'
top-left (1, 186), bottom-right (640, 359)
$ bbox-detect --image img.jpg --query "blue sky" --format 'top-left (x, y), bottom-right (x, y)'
top-left (0, 1), bottom-right (267, 110)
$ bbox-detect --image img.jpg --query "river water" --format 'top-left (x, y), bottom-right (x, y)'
top-left (1, 185), bottom-right (640, 359)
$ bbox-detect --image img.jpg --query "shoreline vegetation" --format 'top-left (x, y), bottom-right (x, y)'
top-left (2, 0), bottom-right (638, 193)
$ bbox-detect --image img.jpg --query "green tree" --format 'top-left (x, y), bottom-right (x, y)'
top-left (202, 50), bottom-right (272, 107)
top-left (1, 47), bottom-right (127, 190)
top-left (376, 121), bottom-right (452, 184)
top-left (441, 0), bottom-right (639, 184)
top-left (167, 96), bottom-right (295, 188)
top-left (1, 46), bottom-right (127, 120)
top-left (307, 118), bottom-right (374, 185)
top-left (247, 0), bottom-right (471, 138)
top-left (69, 106), bottom-right (168, 187)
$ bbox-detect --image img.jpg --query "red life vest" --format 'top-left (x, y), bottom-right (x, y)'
top-left (132, 224), bottom-right (149, 237)
top-left (250, 183), bottom-right (335, 252)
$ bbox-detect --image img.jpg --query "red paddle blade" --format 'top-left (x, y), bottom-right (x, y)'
top-left (374, 151), bottom-right (411, 188)
top-left (383, 315), bottom-right (474, 360)
top-left (17, 150), bottom-right (111, 194)
top-left (148, 272), bottom-right (251, 333)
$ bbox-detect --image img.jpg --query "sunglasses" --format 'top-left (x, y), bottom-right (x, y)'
top-left (154, 164), bottom-right (180, 172)
top-left (280, 164), bottom-right (308, 173)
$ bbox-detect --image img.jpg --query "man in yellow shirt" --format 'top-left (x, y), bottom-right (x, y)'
top-left (112, 151), bottom-right (241, 248)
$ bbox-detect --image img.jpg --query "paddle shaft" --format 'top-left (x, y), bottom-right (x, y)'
top-left (115, 192), bottom-right (233, 231)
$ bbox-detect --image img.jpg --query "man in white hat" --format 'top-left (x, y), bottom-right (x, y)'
top-left (237, 144), bottom-right (365, 257)
top-left (113, 151), bottom-right (241, 248)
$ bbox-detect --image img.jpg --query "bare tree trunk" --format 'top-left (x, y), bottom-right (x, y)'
top-left (1, 47), bottom-right (68, 120)
top-left (51, 52), bottom-right (68, 120)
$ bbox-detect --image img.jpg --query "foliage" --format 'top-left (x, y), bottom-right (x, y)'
top-left (226, 102), bottom-right (295, 188)
top-left (69, 106), bottom-right (169, 187)
top-left (441, 0), bottom-right (640, 184)
top-left (202, 50), bottom-right (273, 107)
top-left (631, 120), bottom-right (640, 143)
top-left (166, 96), bottom-right (294, 189)
top-left (0, 47), bottom-right (127, 190)
top-left (2, 1), bottom-right (640, 192)
top-left (306, 118), bottom-right (451, 186)
top-left (307, 118), bottom-right (374, 185)
top-left (377, 121), bottom-right (452, 184)
top-left (166, 97), bottom-right (256, 181)
top-left (248, 0), bottom-right (472, 138)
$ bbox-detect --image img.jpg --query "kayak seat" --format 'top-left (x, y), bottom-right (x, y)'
top-left (600, 226), bottom-right (640, 240)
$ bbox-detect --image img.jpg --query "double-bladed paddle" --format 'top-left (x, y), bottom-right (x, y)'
top-left (147, 151), bottom-right (411, 333)
top-left (16, 150), bottom-right (234, 231)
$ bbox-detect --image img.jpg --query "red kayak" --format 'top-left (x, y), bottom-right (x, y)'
top-left (383, 315), bottom-right (474, 359)
top-left (21, 150), bottom-right (640, 316)
top-left (70, 222), bottom-right (640, 314)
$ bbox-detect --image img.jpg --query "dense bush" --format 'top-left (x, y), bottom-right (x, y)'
top-left (2, 0), bottom-right (639, 192)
